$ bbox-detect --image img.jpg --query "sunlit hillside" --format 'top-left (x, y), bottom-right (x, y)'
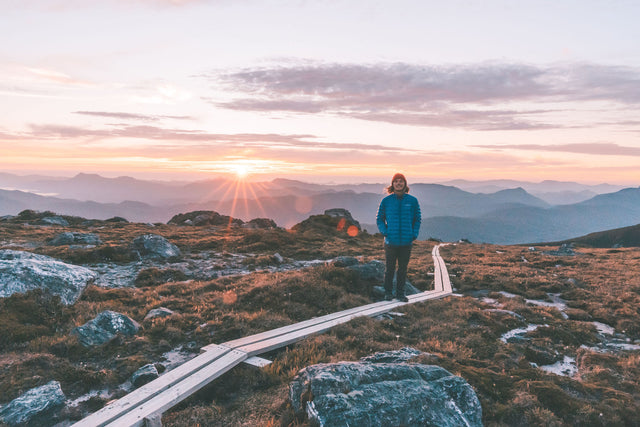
top-left (1, 211), bottom-right (639, 426)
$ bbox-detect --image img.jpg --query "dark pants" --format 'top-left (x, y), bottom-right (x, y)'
top-left (384, 244), bottom-right (412, 297)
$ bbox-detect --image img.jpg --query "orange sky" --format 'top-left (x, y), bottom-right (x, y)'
top-left (2, 1), bottom-right (640, 185)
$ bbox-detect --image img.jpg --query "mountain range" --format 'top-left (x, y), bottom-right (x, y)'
top-left (1, 172), bottom-right (638, 245)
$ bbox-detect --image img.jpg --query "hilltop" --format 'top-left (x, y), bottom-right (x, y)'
top-left (0, 210), bottom-right (639, 426)
top-left (546, 223), bottom-right (640, 248)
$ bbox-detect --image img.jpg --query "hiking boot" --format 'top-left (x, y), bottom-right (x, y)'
top-left (384, 293), bottom-right (393, 301)
top-left (396, 295), bottom-right (409, 302)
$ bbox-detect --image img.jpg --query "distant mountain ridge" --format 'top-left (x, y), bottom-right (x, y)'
top-left (1, 172), bottom-right (638, 244)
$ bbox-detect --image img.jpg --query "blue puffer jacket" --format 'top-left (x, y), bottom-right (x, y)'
top-left (376, 193), bottom-right (422, 246)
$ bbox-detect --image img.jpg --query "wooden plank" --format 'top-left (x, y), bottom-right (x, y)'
top-left (202, 300), bottom-right (401, 353)
top-left (104, 350), bottom-right (248, 427)
top-left (71, 345), bottom-right (232, 427)
top-left (244, 356), bottom-right (272, 367)
top-left (236, 295), bottom-right (441, 356)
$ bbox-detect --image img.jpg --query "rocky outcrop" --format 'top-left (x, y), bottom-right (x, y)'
top-left (48, 232), bottom-right (102, 246)
top-left (292, 209), bottom-right (362, 236)
top-left (289, 349), bottom-right (482, 427)
top-left (544, 243), bottom-right (578, 256)
top-left (0, 249), bottom-right (97, 304)
top-left (0, 380), bottom-right (66, 426)
top-left (243, 217), bottom-right (278, 229)
top-left (324, 208), bottom-right (361, 230)
top-left (131, 234), bottom-right (181, 259)
top-left (168, 211), bottom-right (243, 227)
top-left (72, 310), bottom-right (140, 347)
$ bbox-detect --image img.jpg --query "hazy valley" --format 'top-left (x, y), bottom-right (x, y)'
top-left (1, 173), bottom-right (639, 245)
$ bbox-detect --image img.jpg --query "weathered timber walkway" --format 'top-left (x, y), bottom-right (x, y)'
top-left (73, 244), bottom-right (453, 427)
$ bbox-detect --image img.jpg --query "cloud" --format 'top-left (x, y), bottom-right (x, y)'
top-left (73, 111), bottom-right (194, 122)
top-left (26, 67), bottom-right (90, 86)
top-left (22, 123), bottom-right (411, 153)
top-left (473, 142), bottom-right (640, 156)
top-left (208, 61), bottom-right (640, 130)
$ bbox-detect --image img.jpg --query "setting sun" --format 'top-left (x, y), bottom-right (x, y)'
top-left (231, 163), bottom-right (250, 179)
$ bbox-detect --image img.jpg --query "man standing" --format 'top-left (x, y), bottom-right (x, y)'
top-left (376, 173), bottom-right (422, 302)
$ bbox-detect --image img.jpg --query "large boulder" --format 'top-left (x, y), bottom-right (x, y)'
top-left (72, 310), bottom-right (140, 347)
top-left (0, 380), bottom-right (66, 426)
top-left (0, 249), bottom-right (97, 304)
top-left (131, 234), bottom-right (181, 259)
top-left (289, 349), bottom-right (482, 427)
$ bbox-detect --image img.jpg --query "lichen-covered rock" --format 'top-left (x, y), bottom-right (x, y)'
top-left (40, 216), bottom-right (69, 226)
top-left (144, 307), bottom-right (175, 320)
top-left (131, 234), bottom-right (181, 259)
top-left (289, 350), bottom-right (482, 427)
top-left (0, 249), bottom-right (97, 304)
top-left (347, 259), bottom-right (385, 281)
top-left (359, 347), bottom-right (424, 364)
top-left (332, 256), bottom-right (360, 267)
top-left (130, 364), bottom-right (159, 388)
top-left (0, 380), bottom-right (66, 426)
top-left (243, 218), bottom-right (278, 229)
top-left (168, 211), bottom-right (244, 227)
top-left (49, 232), bottom-right (102, 246)
top-left (72, 310), bottom-right (140, 347)
top-left (324, 208), bottom-right (361, 230)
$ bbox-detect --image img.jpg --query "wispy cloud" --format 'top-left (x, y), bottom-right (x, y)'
top-left (25, 67), bottom-right (90, 86)
top-left (208, 61), bottom-right (640, 130)
top-left (73, 111), bottom-right (194, 122)
top-left (473, 142), bottom-right (640, 156)
top-left (21, 123), bottom-right (411, 153)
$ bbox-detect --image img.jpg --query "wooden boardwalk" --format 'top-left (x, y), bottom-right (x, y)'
top-left (73, 244), bottom-right (453, 427)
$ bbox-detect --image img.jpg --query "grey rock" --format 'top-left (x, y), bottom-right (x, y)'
top-left (333, 256), bottom-right (359, 267)
top-left (144, 307), bottom-right (175, 320)
top-left (289, 353), bottom-right (482, 427)
top-left (359, 347), bottom-right (423, 364)
top-left (0, 249), bottom-right (97, 304)
top-left (130, 364), bottom-right (159, 388)
top-left (523, 345), bottom-right (561, 366)
top-left (49, 232), bottom-right (102, 246)
top-left (131, 234), bottom-right (181, 259)
top-left (72, 310), bottom-right (140, 347)
top-left (244, 218), bottom-right (278, 229)
top-left (0, 380), bottom-right (66, 426)
top-left (347, 260), bottom-right (385, 282)
top-left (544, 243), bottom-right (577, 256)
top-left (40, 216), bottom-right (69, 226)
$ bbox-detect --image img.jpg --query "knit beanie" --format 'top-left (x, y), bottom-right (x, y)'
top-left (392, 173), bottom-right (407, 184)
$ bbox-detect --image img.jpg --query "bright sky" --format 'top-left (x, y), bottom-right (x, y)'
top-left (2, 0), bottom-right (640, 184)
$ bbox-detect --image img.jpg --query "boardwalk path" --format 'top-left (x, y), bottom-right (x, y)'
top-left (73, 244), bottom-right (453, 427)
